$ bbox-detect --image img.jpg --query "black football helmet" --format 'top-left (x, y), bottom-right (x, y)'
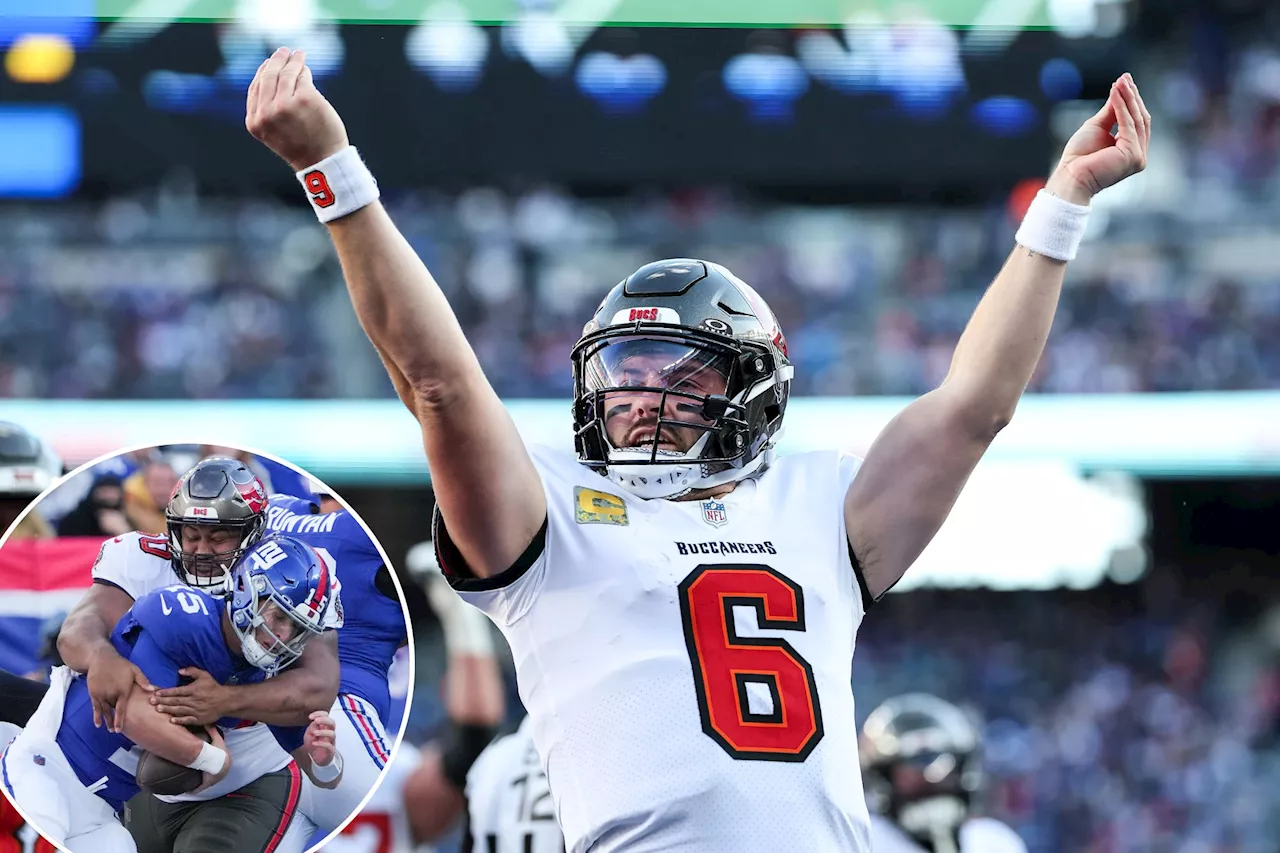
top-left (165, 456), bottom-right (269, 592)
top-left (860, 694), bottom-right (985, 852)
top-left (570, 259), bottom-right (792, 499)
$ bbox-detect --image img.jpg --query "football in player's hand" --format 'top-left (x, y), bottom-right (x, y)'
top-left (134, 726), bottom-right (210, 795)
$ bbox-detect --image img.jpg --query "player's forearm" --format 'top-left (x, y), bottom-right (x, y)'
top-left (329, 202), bottom-right (546, 578)
top-left (121, 689), bottom-right (210, 766)
top-left (220, 675), bottom-right (335, 727)
top-left (57, 610), bottom-right (116, 673)
top-left (326, 204), bottom-right (485, 398)
top-left (939, 248), bottom-right (1066, 433)
top-left (939, 175), bottom-right (1092, 434)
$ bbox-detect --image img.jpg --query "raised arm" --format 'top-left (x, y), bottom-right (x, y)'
top-left (152, 631), bottom-right (340, 727)
top-left (846, 74), bottom-right (1151, 601)
top-left (244, 48), bottom-right (545, 579)
top-left (58, 582), bottom-right (153, 731)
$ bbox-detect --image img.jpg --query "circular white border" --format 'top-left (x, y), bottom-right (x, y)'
top-left (0, 438), bottom-right (419, 853)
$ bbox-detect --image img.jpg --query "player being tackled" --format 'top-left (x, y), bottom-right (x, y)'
top-left (0, 535), bottom-right (339, 853)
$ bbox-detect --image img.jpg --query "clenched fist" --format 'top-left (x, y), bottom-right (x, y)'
top-left (1045, 72), bottom-right (1151, 205)
top-left (246, 47), bottom-right (350, 172)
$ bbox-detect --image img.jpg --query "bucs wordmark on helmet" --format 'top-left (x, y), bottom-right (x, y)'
top-left (165, 456), bottom-right (269, 592)
top-left (571, 259), bottom-right (792, 499)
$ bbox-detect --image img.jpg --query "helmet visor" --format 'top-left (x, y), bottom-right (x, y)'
top-left (582, 337), bottom-right (734, 455)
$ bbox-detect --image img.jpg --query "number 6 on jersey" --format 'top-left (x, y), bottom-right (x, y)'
top-left (678, 564), bottom-right (824, 762)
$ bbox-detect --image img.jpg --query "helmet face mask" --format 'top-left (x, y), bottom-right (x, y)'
top-left (571, 260), bottom-right (791, 499)
top-left (172, 523), bottom-right (254, 592)
top-left (228, 535), bottom-right (337, 677)
top-left (166, 457), bottom-right (268, 594)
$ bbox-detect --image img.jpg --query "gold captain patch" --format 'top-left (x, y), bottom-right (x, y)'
top-left (574, 486), bottom-right (629, 526)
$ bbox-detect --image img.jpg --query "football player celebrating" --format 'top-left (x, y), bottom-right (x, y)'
top-left (861, 694), bottom-right (1026, 853)
top-left (247, 47), bottom-right (1150, 853)
top-left (0, 536), bottom-right (338, 853)
top-left (54, 457), bottom-right (342, 853)
top-left (148, 491), bottom-right (409, 837)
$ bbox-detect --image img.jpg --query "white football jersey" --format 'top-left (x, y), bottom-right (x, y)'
top-left (448, 446), bottom-right (869, 853)
top-left (464, 716), bottom-right (564, 853)
top-left (89, 532), bottom-right (294, 801)
top-left (869, 813), bottom-right (1028, 853)
top-left (323, 743), bottom-right (421, 853)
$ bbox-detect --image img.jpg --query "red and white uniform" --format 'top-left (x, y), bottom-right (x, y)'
top-left (444, 446), bottom-right (869, 853)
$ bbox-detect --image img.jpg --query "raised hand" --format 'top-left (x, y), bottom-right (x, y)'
top-left (245, 47), bottom-right (350, 172)
top-left (1046, 72), bottom-right (1151, 205)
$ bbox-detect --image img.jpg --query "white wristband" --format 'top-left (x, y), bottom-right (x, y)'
top-left (310, 750), bottom-right (344, 784)
top-left (296, 146), bottom-right (380, 224)
top-left (186, 741), bottom-right (228, 775)
top-left (1014, 189), bottom-right (1091, 261)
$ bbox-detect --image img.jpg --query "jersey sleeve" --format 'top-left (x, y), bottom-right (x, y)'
top-left (125, 626), bottom-right (186, 691)
top-left (833, 450), bottom-right (875, 616)
top-left (436, 445), bottom-right (581, 627)
top-left (269, 724), bottom-right (306, 754)
top-left (332, 512), bottom-right (382, 564)
top-left (91, 533), bottom-right (162, 601)
top-left (128, 588), bottom-right (225, 677)
top-left (267, 493), bottom-right (320, 517)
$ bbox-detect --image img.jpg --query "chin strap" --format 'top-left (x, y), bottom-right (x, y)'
top-left (605, 443), bottom-right (775, 500)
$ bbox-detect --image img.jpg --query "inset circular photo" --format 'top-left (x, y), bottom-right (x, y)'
top-left (0, 426), bottom-right (414, 853)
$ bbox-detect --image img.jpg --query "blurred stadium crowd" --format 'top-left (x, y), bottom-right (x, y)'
top-left (2, 10), bottom-right (1280, 401)
top-left (5, 186), bottom-right (1278, 401)
top-left (399, 553), bottom-right (1280, 853)
top-left (855, 578), bottom-right (1280, 853)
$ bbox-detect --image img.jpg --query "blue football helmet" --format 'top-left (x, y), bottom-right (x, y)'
top-left (228, 534), bottom-right (342, 676)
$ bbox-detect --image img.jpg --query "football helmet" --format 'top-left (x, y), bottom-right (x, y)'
top-left (0, 422), bottom-right (62, 499)
top-left (228, 534), bottom-right (341, 676)
top-left (570, 259), bottom-right (792, 499)
top-left (861, 693), bottom-right (985, 850)
top-left (0, 422), bottom-right (62, 535)
top-left (165, 457), bottom-right (268, 592)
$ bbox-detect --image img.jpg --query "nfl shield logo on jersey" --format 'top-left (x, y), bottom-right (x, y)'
top-left (700, 500), bottom-right (728, 528)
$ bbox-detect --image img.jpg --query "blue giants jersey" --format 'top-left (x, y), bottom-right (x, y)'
top-left (266, 494), bottom-right (406, 722)
top-left (54, 586), bottom-right (265, 813)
